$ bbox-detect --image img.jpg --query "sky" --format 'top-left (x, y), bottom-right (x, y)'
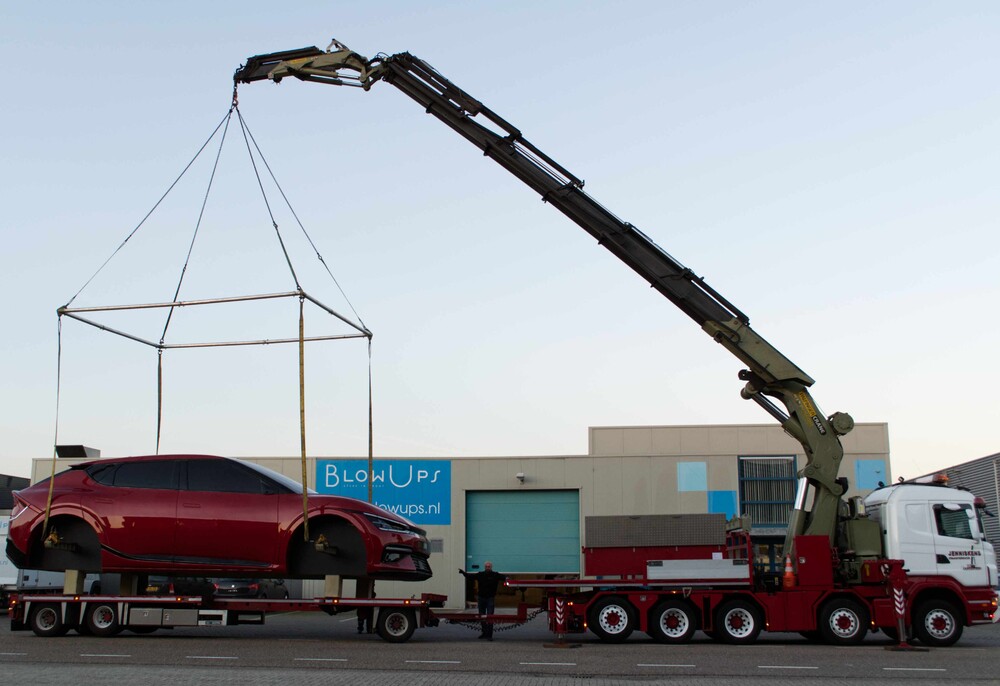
top-left (2, 2), bottom-right (998, 482)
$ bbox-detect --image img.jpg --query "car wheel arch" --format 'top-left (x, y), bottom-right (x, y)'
top-left (27, 514), bottom-right (103, 571)
top-left (286, 514), bottom-right (369, 578)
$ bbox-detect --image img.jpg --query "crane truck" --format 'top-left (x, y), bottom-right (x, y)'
top-left (7, 40), bottom-right (995, 646)
top-left (230, 41), bottom-right (997, 646)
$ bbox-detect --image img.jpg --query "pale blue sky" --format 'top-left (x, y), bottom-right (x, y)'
top-left (2, 2), bottom-right (998, 481)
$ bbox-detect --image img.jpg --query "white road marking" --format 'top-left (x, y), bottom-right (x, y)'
top-left (0, 653), bottom-right (28, 656)
top-left (80, 654), bottom-right (131, 658)
top-left (759, 665), bottom-right (819, 670)
top-left (294, 658), bottom-right (348, 662)
top-left (405, 660), bottom-right (462, 664)
top-left (520, 662), bottom-right (577, 666)
top-left (185, 656), bottom-right (238, 660)
top-left (883, 667), bottom-right (946, 672)
top-left (638, 663), bottom-right (696, 668)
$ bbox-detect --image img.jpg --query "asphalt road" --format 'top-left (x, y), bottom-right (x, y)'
top-left (3, 610), bottom-right (999, 685)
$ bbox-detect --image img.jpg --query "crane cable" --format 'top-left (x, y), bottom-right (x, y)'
top-left (46, 108), bottom-right (235, 540)
top-left (49, 97), bottom-right (374, 542)
top-left (157, 103), bottom-right (237, 454)
top-left (234, 102), bottom-right (375, 535)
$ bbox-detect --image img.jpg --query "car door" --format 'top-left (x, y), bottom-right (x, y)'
top-left (175, 458), bottom-right (280, 569)
top-left (932, 502), bottom-right (992, 587)
top-left (93, 460), bottom-right (179, 564)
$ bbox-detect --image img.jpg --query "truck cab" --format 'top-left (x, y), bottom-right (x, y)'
top-left (865, 481), bottom-right (997, 589)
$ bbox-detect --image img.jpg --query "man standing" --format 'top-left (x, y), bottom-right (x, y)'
top-left (459, 561), bottom-right (507, 640)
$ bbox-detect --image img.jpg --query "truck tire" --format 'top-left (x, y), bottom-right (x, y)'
top-left (649, 599), bottom-right (698, 643)
top-left (84, 602), bottom-right (123, 637)
top-left (29, 603), bottom-right (70, 638)
top-left (818, 598), bottom-right (869, 645)
top-left (588, 596), bottom-right (637, 643)
top-left (714, 599), bottom-right (763, 644)
top-left (376, 607), bottom-right (416, 643)
top-left (913, 599), bottom-right (963, 647)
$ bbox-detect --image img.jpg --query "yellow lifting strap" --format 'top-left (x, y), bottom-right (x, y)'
top-left (299, 295), bottom-right (310, 542)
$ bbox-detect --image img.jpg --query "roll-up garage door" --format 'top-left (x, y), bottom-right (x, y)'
top-left (465, 490), bottom-right (580, 574)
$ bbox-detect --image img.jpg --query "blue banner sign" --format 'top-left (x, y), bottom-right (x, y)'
top-left (316, 459), bottom-right (451, 525)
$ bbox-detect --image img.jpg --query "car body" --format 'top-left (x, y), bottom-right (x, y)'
top-left (6, 454), bottom-right (431, 582)
top-left (212, 577), bottom-right (289, 599)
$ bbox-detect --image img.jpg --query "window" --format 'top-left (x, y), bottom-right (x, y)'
top-left (86, 463), bottom-right (118, 485)
top-left (934, 504), bottom-right (974, 540)
top-left (739, 456), bottom-right (797, 528)
top-left (185, 459), bottom-right (270, 494)
top-left (112, 461), bottom-right (178, 489)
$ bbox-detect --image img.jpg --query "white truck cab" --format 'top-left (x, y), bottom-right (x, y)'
top-left (865, 482), bottom-right (997, 589)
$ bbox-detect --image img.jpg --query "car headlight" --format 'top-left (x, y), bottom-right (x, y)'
top-left (364, 513), bottom-right (415, 534)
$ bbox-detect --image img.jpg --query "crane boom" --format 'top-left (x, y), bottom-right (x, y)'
top-left (235, 41), bottom-right (856, 553)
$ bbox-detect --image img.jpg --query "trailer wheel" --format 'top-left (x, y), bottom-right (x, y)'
top-left (818, 598), bottom-right (869, 645)
top-left (913, 599), bottom-right (963, 647)
top-left (715, 599), bottom-right (762, 644)
top-left (588, 596), bottom-right (636, 643)
top-left (650, 599), bottom-right (698, 643)
top-left (29, 603), bottom-right (70, 638)
top-left (84, 602), bottom-right (123, 637)
top-left (376, 607), bottom-right (416, 643)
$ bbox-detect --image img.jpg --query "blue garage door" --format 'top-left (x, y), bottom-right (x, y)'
top-left (465, 490), bottom-right (580, 574)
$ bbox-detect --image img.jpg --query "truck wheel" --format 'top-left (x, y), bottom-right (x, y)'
top-left (714, 599), bottom-right (762, 644)
top-left (818, 598), bottom-right (869, 645)
top-left (29, 603), bottom-right (70, 637)
top-left (84, 602), bottom-right (123, 637)
top-left (913, 600), bottom-right (963, 647)
top-left (650, 599), bottom-right (698, 643)
top-left (588, 596), bottom-right (636, 643)
top-left (376, 607), bottom-right (416, 643)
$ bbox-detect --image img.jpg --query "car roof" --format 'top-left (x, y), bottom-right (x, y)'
top-left (75, 454), bottom-right (227, 469)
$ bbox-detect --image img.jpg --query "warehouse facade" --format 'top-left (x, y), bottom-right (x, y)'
top-left (29, 422), bottom-right (890, 608)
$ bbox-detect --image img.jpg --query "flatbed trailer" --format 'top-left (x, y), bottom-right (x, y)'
top-left (7, 590), bottom-right (543, 643)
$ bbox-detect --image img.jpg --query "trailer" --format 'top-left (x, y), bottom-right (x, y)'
top-left (8, 591), bottom-right (459, 642)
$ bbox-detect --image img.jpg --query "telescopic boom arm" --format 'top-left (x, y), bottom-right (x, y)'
top-left (235, 41), bottom-right (856, 553)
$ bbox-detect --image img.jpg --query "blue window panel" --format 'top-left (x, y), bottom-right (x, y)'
top-left (855, 459), bottom-right (886, 491)
top-left (678, 462), bottom-right (707, 492)
top-left (708, 490), bottom-right (738, 519)
top-left (466, 490), bottom-right (580, 574)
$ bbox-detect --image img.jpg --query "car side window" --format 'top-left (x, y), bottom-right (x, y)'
top-left (112, 461), bottom-right (178, 489)
top-left (86, 464), bottom-right (118, 485)
top-left (185, 459), bottom-right (269, 494)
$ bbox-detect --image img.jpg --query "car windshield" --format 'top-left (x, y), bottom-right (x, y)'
top-left (235, 459), bottom-right (316, 495)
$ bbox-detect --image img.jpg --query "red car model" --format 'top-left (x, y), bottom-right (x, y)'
top-left (6, 454), bottom-right (431, 581)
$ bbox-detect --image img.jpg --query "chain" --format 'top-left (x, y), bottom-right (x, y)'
top-left (447, 607), bottom-right (546, 633)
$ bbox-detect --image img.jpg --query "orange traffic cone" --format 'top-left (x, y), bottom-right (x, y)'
top-left (782, 554), bottom-right (796, 589)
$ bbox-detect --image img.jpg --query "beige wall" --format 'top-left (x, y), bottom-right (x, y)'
top-left (29, 422), bottom-right (890, 608)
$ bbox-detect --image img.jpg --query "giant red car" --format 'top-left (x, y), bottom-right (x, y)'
top-left (6, 454), bottom-right (432, 581)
